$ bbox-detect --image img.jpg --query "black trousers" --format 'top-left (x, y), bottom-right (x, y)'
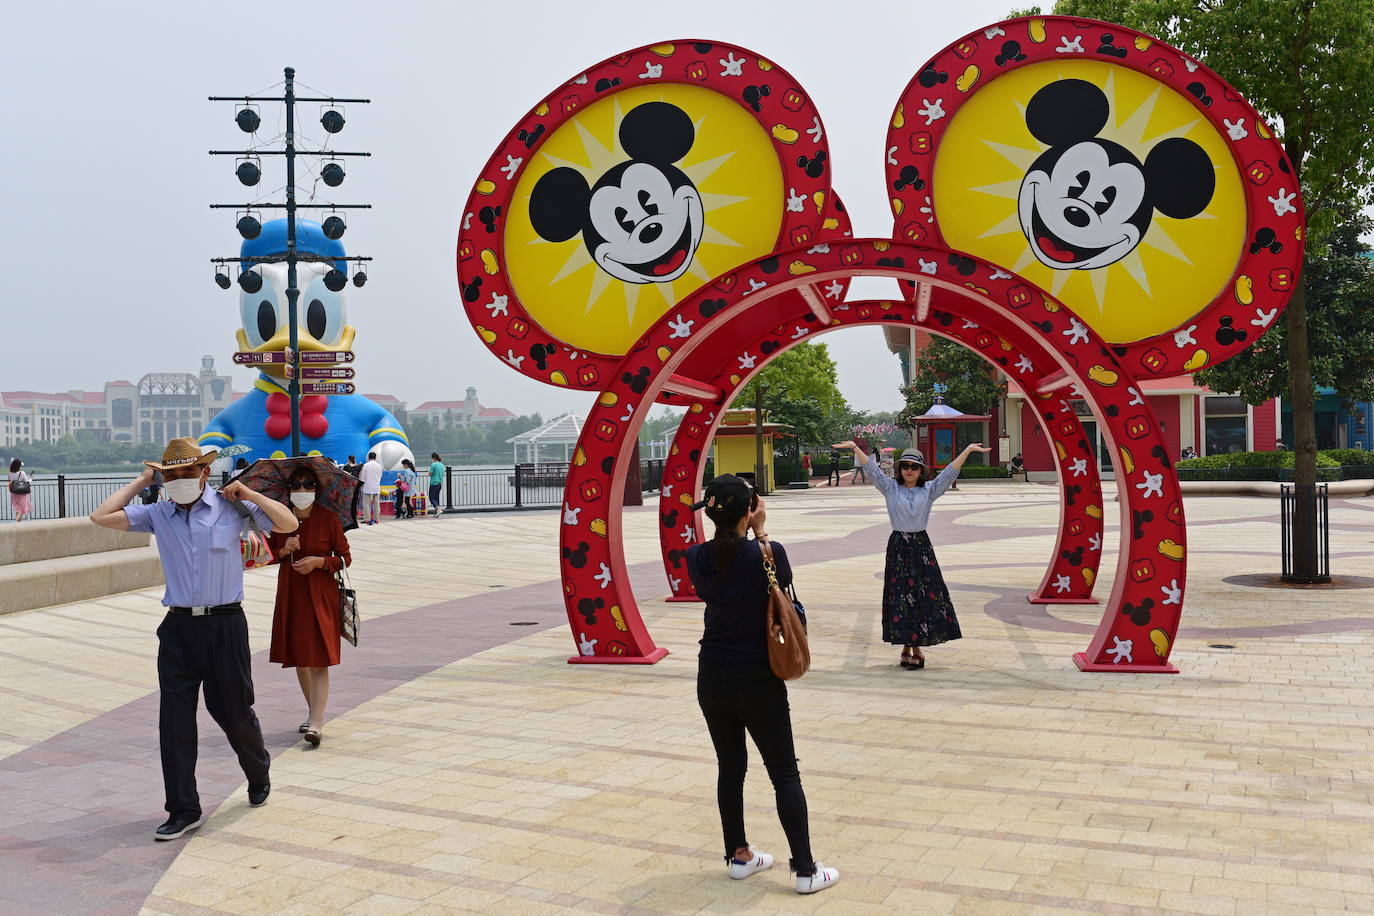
top-left (157, 610), bottom-right (270, 817)
top-left (697, 658), bottom-right (815, 875)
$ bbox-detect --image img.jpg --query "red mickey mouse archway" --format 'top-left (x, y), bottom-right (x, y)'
top-left (654, 290), bottom-right (1107, 607)
top-left (559, 240), bottom-right (1186, 673)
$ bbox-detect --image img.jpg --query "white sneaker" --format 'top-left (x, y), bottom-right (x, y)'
top-left (727, 849), bottom-right (774, 880)
top-left (796, 864), bottom-right (839, 894)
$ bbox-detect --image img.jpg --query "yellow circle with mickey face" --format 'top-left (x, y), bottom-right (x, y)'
top-left (506, 85), bottom-right (784, 356)
top-left (932, 60), bottom-right (1245, 344)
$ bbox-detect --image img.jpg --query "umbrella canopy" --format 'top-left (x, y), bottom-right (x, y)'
top-left (231, 456), bottom-right (361, 532)
top-left (219, 443), bottom-right (252, 458)
top-left (880, 446), bottom-right (898, 452)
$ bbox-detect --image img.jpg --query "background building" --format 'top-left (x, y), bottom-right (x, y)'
top-left (413, 387), bottom-right (515, 428)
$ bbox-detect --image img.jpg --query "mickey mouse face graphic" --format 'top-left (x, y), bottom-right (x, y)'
top-left (1018, 79), bottom-right (1215, 271)
top-left (529, 102), bottom-right (704, 285)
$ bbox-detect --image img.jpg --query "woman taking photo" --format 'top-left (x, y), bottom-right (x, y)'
top-left (269, 468), bottom-right (351, 745)
top-left (687, 474), bottom-right (839, 895)
top-left (835, 439), bottom-right (990, 670)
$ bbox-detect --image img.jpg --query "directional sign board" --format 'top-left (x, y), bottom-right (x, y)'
top-left (300, 382), bottom-right (356, 395)
top-left (300, 351), bottom-right (355, 364)
top-left (300, 366), bottom-right (355, 380)
top-left (233, 351), bottom-right (287, 365)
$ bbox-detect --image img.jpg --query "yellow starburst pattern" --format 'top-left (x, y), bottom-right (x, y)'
top-left (505, 85), bottom-right (783, 356)
top-left (931, 60), bottom-right (1245, 344)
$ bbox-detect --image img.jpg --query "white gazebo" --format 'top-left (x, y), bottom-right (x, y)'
top-left (506, 413), bottom-right (584, 466)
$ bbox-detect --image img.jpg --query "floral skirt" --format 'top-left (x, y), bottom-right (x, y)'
top-left (881, 530), bottom-right (962, 647)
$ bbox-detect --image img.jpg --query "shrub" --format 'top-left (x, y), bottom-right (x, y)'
top-left (958, 466), bottom-right (1011, 479)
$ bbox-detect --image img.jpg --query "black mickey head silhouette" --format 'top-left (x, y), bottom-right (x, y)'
top-left (699, 298), bottom-right (726, 317)
top-left (661, 509), bottom-right (679, 529)
top-left (796, 150), bottom-right (827, 178)
top-left (1132, 509), bottom-right (1154, 540)
top-left (1096, 33), bottom-right (1129, 58)
top-left (760, 340), bottom-right (781, 355)
top-left (1249, 227), bottom-right (1283, 255)
top-left (461, 275), bottom-right (483, 302)
top-left (622, 366), bottom-right (651, 394)
top-left (577, 596), bottom-right (605, 625)
top-left (1065, 483), bottom-right (1082, 506)
top-left (1061, 545), bottom-right (1086, 567)
top-left (875, 256), bottom-right (906, 268)
top-left (478, 206), bottom-right (502, 234)
top-left (1151, 445), bottom-right (1172, 469)
top-left (742, 84), bottom-right (770, 112)
top-left (759, 256), bottom-right (780, 274)
top-left (692, 42), bottom-right (713, 53)
top-left (562, 541), bottom-right (590, 568)
top-left (517, 124), bottom-right (545, 149)
top-left (600, 456), bottom-right (615, 474)
top-left (688, 448), bottom-right (701, 462)
top-left (947, 254), bottom-right (976, 277)
top-left (1122, 598), bottom-right (1155, 626)
top-left (594, 77), bottom-right (622, 92)
top-left (1215, 315), bottom-right (1247, 346)
top-left (667, 548), bottom-right (686, 568)
top-left (933, 310), bottom-right (954, 327)
top-left (530, 342), bottom-right (557, 370)
top-left (1078, 438), bottom-right (1090, 452)
top-left (1111, 346), bottom-right (1129, 357)
top-left (995, 41), bottom-right (1026, 66)
top-left (893, 165), bottom-right (926, 192)
top-left (1035, 320), bottom-right (1054, 333)
top-left (1185, 81), bottom-right (1213, 107)
top-left (1105, 404), bottom-right (1120, 417)
top-left (918, 66), bottom-right (948, 88)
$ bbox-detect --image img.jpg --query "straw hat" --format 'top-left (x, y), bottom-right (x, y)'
top-left (145, 437), bottom-right (218, 471)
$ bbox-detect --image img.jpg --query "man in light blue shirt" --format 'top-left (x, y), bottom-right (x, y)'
top-left (91, 438), bottom-right (297, 841)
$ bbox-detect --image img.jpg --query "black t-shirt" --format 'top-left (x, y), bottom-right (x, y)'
top-left (688, 537), bottom-right (793, 662)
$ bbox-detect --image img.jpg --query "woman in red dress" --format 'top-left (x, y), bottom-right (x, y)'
top-left (269, 468), bottom-right (351, 746)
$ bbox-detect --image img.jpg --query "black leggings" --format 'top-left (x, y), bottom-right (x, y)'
top-left (697, 658), bottom-right (815, 875)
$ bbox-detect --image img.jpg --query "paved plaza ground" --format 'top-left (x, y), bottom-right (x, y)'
top-left (1, 481), bottom-right (1372, 914)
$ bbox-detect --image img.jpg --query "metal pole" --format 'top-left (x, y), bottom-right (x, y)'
top-left (513, 464), bottom-right (523, 509)
top-left (57, 475), bottom-right (66, 518)
top-left (753, 385), bottom-right (768, 495)
top-left (284, 67), bottom-right (302, 457)
top-left (445, 465), bottom-right (454, 511)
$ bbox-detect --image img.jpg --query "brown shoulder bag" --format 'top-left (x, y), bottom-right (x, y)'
top-left (760, 540), bottom-right (810, 680)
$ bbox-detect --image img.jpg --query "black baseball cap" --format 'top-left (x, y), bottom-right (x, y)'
top-left (690, 474), bottom-right (754, 523)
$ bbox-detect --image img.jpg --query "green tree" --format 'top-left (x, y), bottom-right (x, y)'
top-left (1055, 0), bottom-right (1374, 576)
top-left (897, 337), bottom-right (1006, 428)
top-left (1197, 213), bottom-right (1374, 409)
top-left (730, 342), bottom-right (851, 447)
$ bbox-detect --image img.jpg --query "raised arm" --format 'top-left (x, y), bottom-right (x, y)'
top-left (89, 469), bottom-right (154, 531)
top-left (221, 479), bottom-right (298, 534)
top-left (835, 439), bottom-right (894, 496)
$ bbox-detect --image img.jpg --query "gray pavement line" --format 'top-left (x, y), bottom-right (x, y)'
top-left (276, 786), bottom-right (1138, 915)
top-left (0, 647), bottom-right (151, 691)
top-left (335, 718), bottom-right (1374, 826)
top-left (139, 896), bottom-right (227, 916)
top-left (401, 667), bottom-right (1374, 759)
top-left (0, 682), bottom-right (113, 718)
top-left (193, 824), bottom-right (662, 916)
top-left (41, 605), bottom-right (163, 635)
top-left (323, 734), bottom-right (1374, 881)
top-left (0, 620), bottom-right (152, 660)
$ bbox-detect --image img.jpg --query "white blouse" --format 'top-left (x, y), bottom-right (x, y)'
top-left (864, 454), bottom-right (960, 533)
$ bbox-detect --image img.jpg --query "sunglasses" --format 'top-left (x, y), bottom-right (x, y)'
top-left (898, 462), bottom-right (923, 471)
top-left (288, 479), bottom-right (319, 490)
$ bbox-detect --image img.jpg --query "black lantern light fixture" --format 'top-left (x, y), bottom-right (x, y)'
top-left (320, 108), bottom-right (345, 134)
top-left (235, 107), bottom-right (261, 133)
top-left (235, 157), bottom-right (261, 186)
top-left (236, 213), bottom-right (262, 239)
top-left (214, 269), bottom-right (232, 289)
top-left (320, 161), bottom-right (345, 187)
top-left (323, 268), bottom-right (348, 291)
top-left (238, 268), bottom-right (263, 293)
top-left (352, 268), bottom-right (368, 287)
top-left (321, 215), bottom-right (346, 239)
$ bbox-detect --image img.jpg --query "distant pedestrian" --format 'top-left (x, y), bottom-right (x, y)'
top-left (839, 438), bottom-right (989, 670)
top-left (847, 450), bottom-right (866, 486)
top-left (342, 455), bottom-right (361, 479)
top-left (268, 466), bottom-right (351, 747)
top-left (1178, 447), bottom-right (1196, 461)
top-left (8, 458), bottom-right (32, 522)
top-left (800, 452), bottom-right (812, 480)
top-left (1009, 453), bottom-right (1026, 475)
top-left (395, 459), bottom-right (418, 519)
top-left (88, 438), bottom-right (297, 840)
top-left (687, 475), bottom-right (839, 895)
top-left (825, 449), bottom-right (841, 487)
top-left (428, 452), bottom-right (445, 518)
top-left (359, 452), bottom-right (383, 525)
top-left (230, 458), bottom-right (249, 480)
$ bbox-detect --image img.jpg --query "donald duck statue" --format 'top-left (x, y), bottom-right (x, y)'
top-left (198, 218), bottom-right (412, 468)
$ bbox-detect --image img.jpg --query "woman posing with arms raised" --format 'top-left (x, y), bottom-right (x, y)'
top-left (834, 439), bottom-right (990, 670)
top-left (687, 474), bottom-right (839, 895)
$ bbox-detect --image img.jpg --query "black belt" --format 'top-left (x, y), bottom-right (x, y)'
top-left (168, 603), bottom-right (243, 616)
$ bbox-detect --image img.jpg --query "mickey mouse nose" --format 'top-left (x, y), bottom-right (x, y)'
top-left (638, 222), bottom-right (663, 245)
top-left (1064, 205), bottom-right (1091, 228)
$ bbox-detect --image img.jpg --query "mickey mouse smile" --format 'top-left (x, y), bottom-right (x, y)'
top-left (614, 221), bottom-right (695, 279)
top-left (1026, 195), bottom-right (1128, 267)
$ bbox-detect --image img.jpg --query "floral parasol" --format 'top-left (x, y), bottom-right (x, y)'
top-left (231, 456), bottom-right (361, 531)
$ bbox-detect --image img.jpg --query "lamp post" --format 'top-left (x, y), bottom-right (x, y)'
top-left (209, 68), bottom-right (372, 457)
top-left (753, 384), bottom-right (769, 495)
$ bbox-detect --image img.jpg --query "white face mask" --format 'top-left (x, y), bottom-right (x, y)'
top-left (165, 477), bottom-right (203, 505)
top-left (290, 492), bottom-right (316, 509)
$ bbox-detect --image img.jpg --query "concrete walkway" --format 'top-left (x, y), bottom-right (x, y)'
top-left (1, 483), bottom-right (1372, 914)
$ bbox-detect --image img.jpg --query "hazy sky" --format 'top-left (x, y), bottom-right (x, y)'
top-left (7, 0), bottom-right (1344, 422)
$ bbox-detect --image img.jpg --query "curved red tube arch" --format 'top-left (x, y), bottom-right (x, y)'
top-left (559, 240), bottom-right (1185, 673)
top-left (655, 304), bottom-right (1105, 606)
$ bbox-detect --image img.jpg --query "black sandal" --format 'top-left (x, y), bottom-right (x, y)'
top-left (900, 647), bottom-right (917, 670)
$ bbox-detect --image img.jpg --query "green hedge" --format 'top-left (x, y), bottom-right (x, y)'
top-left (1176, 451), bottom-right (1339, 469)
top-left (1172, 449), bottom-right (1374, 482)
top-left (958, 466), bottom-right (1011, 479)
